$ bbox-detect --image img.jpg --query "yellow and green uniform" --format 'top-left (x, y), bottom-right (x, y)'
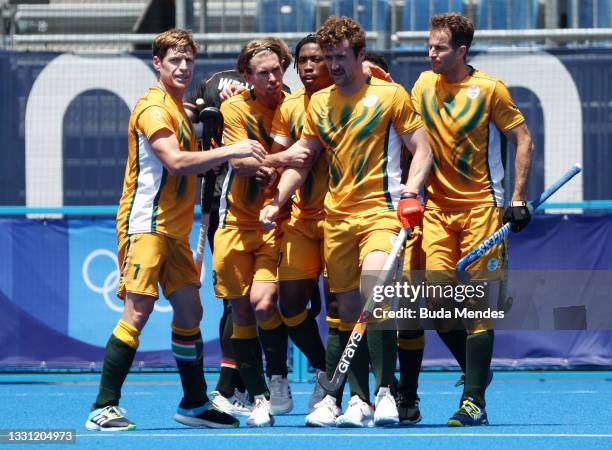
top-left (213, 89), bottom-right (286, 298)
top-left (302, 76), bottom-right (422, 219)
top-left (301, 76), bottom-right (422, 293)
top-left (218, 89), bottom-right (286, 229)
top-left (411, 68), bottom-right (524, 211)
top-left (271, 87), bottom-right (328, 221)
top-left (116, 86), bottom-right (197, 239)
top-left (271, 87), bottom-right (328, 281)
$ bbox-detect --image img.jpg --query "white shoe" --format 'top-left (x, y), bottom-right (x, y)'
top-left (268, 375), bottom-right (293, 415)
top-left (305, 394), bottom-right (341, 427)
top-left (336, 395), bottom-right (373, 428)
top-left (373, 387), bottom-right (399, 427)
top-left (211, 390), bottom-right (252, 417)
top-left (308, 372), bottom-right (327, 413)
top-left (246, 395), bottom-right (274, 427)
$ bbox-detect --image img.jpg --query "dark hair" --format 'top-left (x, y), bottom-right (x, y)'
top-left (294, 34), bottom-right (317, 68)
top-left (430, 13), bottom-right (475, 54)
top-left (152, 28), bottom-right (197, 60)
top-left (364, 51), bottom-right (388, 73)
top-left (316, 16), bottom-right (366, 57)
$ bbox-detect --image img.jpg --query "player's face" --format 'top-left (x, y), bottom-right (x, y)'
top-left (245, 51), bottom-right (284, 99)
top-left (153, 46), bottom-right (194, 96)
top-left (297, 42), bottom-right (332, 93)
top-left (428, 28), bottom-right (464, 75)
top-left (324, 39), bottom-right (364, 87)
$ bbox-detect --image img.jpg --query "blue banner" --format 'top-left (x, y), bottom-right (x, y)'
top-left (1, 216), bottom-right (611, 369)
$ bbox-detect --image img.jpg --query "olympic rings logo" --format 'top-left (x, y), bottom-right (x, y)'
top-left (81, 249), bottom-right (171, 313)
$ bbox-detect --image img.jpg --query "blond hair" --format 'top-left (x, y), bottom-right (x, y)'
top-left (236, 37), bottom-right (292, 75)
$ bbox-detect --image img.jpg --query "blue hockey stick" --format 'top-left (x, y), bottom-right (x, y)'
top-left (456, 164), bottom-right (581, 272)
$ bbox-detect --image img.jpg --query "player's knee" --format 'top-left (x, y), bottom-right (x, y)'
top-left (231, 303), bottom-right (256, 326)
top-left (278, 300), bottom-right (303, 319)
top-left (253, 299), bottom-right (277, 322)
top-left (326, 301), bottom-right (339, 320)
top-left (337, 302), bottom-right (361, 323)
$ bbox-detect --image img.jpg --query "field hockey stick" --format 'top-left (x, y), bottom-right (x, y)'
top-left (194, 106), bottom-right (224, 276)
top-left (318, 227), bottom-right (411, 392)
top-left (456, 163), bottom-right (581, 273)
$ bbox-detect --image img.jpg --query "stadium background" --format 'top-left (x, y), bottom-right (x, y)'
top-left (0, 0), bottom-right (611, 377)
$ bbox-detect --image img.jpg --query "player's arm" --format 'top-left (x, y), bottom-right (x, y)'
top-left (396, 127), bottom-right (432, 229)
top-left (149, 128), bottom-right (266, 176)
top-left (400, 127), bottom-right (432, 195)
top-left (504, 123), bottom-right (534, 202)
top-left (259, 138), bottom-right (322, 229)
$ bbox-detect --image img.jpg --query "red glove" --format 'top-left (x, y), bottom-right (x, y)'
top-left (397, 192), bottom-right (423, 229)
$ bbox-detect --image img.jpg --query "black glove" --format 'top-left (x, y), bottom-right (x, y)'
top-left (503, 202), bottom-right (531, 232)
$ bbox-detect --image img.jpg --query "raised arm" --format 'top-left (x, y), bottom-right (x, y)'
top-left (149, 128), bottom-right (266, 176)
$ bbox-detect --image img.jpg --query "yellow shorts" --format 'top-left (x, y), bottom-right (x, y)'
top-left (324, 211), bottom-right (401, 293)
top-left (422, 206), bottom-right (506, 282)
top-left (116, 232), bottom-right (200, 300)
top-left (212, 226), bottom-right (281, 299)
top-left (402, 225), bottom-right (425, 272)
top-left (278, 215), bottom-right (325, 281)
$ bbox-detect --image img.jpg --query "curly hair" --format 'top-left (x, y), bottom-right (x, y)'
top-left (430, 13), bottom-right (475, 52)
top-left (236, 37), bottom-right (292, 75)
top-left (316, 16), bottom-right (366, 57)
top-left (152, 28), bottom-right (197, 60)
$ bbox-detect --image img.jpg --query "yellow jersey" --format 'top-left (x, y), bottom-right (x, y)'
top-left (219, 89), bottom-right (285, 229)
top-left (411, 68), bottom-right (525, 211)
top-left (271, 87), bottom-right (327, 220)
top-left (301, 77), bottom-right (422, 219)
top-left (116, 87), bottom-right (196, 239)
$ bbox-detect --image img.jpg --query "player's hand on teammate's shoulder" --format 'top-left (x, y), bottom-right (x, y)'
top-left (259, 204), bottom-right (280, 231)
top-left (220, 83), bottom-right (247, 101)
top-left (227, 139), bottom-right (267, 161)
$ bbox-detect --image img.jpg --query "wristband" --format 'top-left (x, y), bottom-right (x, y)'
top-left (400, 192), bottom-right (418, 199)
top-left (511, 200), bottom-right (527, 207)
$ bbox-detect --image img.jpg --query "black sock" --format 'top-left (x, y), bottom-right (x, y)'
top-left (325, 326), bottom-right (347, 406)
top-left (231, 336), bottom-right (269, 398)
top-left (463, 330), bottom-right (494, 407)
top-left (437, 329), bottom-right (468, 373)
top-left (258, 322), bottom-right (289, 378)
top-left (94, 334), bottom-right (137, 409)
top-left (368, 329), bottom-right (397, 395)
top-left (339, 328), bottom-right (370, 403)
top-left (285, 310), bottom-right (326, 371)
top-left (172, 326), bottom-right (207, 409)
top-left (397, 330), bottom-right (424, 400)
top-left (215, 309), bottom-right (244, 397)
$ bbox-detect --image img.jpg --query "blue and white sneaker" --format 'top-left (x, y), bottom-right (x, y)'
top-left (447, 398), bottom-right (489, 427)
top-left (174, 402), bottom-right (239, 428)
top-left (85, 405), bottom-right (136, 431)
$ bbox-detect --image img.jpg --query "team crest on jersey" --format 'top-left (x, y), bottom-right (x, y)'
top-left (363, 94), bottom-right (378, 107)
top-left (486, 258), bottom-right (499, 271)
top-left (466, 85), bottom-right (480, 99)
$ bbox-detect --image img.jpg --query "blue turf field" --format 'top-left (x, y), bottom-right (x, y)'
top-left (1, 371), bottom-right (611, 449)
